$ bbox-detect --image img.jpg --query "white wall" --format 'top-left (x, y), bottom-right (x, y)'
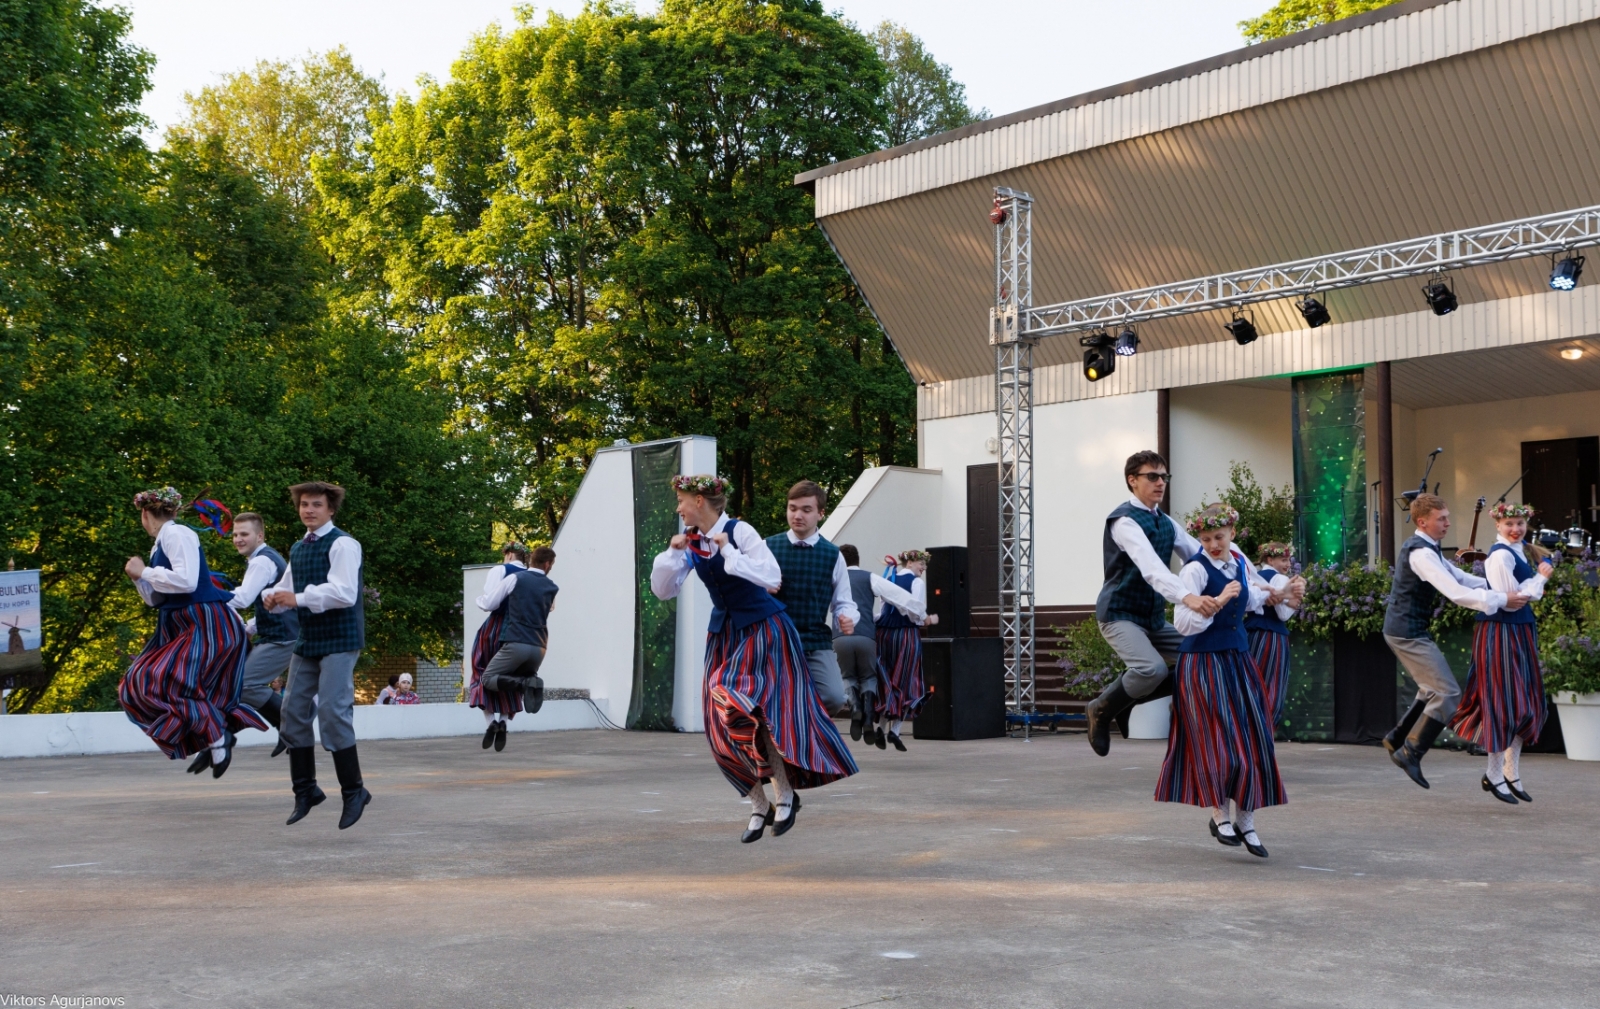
top-left (820, 466), bottom-right (944, 565)
top-left (672, 438), bottom-right (717, 733)
top-left (1170, 384), bottom-right (1293, 518)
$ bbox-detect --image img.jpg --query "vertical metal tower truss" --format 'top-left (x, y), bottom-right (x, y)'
top-left (990, 188), bottom-right (1036, 730)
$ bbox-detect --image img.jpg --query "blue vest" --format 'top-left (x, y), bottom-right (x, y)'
top-left (251, 544), bottom-right (300, 643)
top-left (1178, 554), bottom-right (1249, 653)
top-left (766, 533), bottom-right (841, 653)
top-left (1478, 543), bottom-right (1535, 626)
top-left (290, 528), bottom-right (365, 657)
top-left (1383, 534), bottom-right (1443, 640)
top-left (1244, 573), bottom-right (1289, 636)
top-left (835, 568), bottom-right (877, 640)
top-left (500, 568), bottom-right (559, 646)
top-left (1096, 502), bottom-right (1176, 631)
top-left (482, 563), bottom-right (522, 612)
top-left (148, 529), bottom-right (232, 610)
top-left (877, 572), bottom-right (920, 630)
top-left (689, 520), bottom-right (786, 634)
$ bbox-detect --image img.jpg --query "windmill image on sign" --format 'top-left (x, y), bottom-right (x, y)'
top-left (4, 618), bottom-right (23, 654)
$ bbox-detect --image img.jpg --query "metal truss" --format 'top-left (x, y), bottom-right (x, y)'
top-left (990, 188), bottom-right (1037, 733)
top-left (1023, 204), bottom-right (1600, 337)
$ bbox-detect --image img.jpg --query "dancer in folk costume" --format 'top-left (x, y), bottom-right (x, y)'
top-left (766, 480), bottom-right (858, 717)
top-left (833, 544), bottom-right (925, 745)
top-left (1450, 502), bottom-right (1553, 804)
top-left (1156, 503), bottom-right (1283, 858)
top-left (468, 542), bottom-right (531, 751)
top-left (651, 475), bottom-right (857, 843)
top-left (873, 549), bottom-right (937, 752)
top-left (475, 545), bottom-right (559, 746)
top-left (261, 481), bottom-right (373, 829)
top-left (120, 487), bottom-right (265, 778)
top-left (224, 511), bottom-right (299, 760)
top-left (1381, 494), bottom-right (1528, 789)
top-left (1244, 542), bottom-right (1305, 729)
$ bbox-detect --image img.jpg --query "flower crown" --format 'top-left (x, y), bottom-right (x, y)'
top-left (1185, 504), bottom-right (1240, 535)
top-left (133, 486), bottom-right (184, 511)
top-left (500, 540), bottom-right (529, 556)
top-left (1257, 542), bottom-right (1293, 561)
top-left (1490, 501), bottom-right (1535, 521)
top-left (670, 474), bottom-right (729, 497)
top-left (898, 549), bottom-right (932, 566)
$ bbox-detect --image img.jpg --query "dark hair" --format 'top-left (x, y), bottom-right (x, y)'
top-left (501, 541), bottom-right (530, 563)
top-left (787, 479), bottom-right (827, 511)
top-left (387, 674), bottom-right (399, 687)
top-left (289, 481), bottom-right (346, 513)
top-left (839, 543), bottom-right (860, 566)
top-left (531, 546), bottom-right (557, 569)
top-left (234, 511), bottom-right (265, 533)
top-left (1124, 451), bottom-right (1167, 485)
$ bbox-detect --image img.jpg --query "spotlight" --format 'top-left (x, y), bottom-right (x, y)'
top-left (1080, 330), bottom-right (1115, 382)
top-left (1421, 276), bottom-right (1458, 316)
top-left (1223, 310), bottom-right (1258, 346)
top-left (1550, 253), bottom-right (1585, 291)
top-left (1114, 327), bottom-right (1139, 357)
top-left (1561, 347), bottom-right (1584, 361)
top-left (1298, 295), bottom-right (1331, 328)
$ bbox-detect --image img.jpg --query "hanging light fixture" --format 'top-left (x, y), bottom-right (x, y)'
top-left (1421, 274), bottom-right (1458, 316)
top-left (1550, 252), bottom-right (1585, 291)
top-left (1080, 331), bottom-right (1115, 381)
top-left (1298, 294), bottom-right (1331, 328)
top-left (1223, 310), bottom-right (1258, 345)
top-left (1114, 326), bottom-right (1139, 357)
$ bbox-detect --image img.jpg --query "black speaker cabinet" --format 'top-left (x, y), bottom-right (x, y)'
top-left (924, 546), bottom-right (970, 639)
top-left (914, 637), bottom-right (1005, 740)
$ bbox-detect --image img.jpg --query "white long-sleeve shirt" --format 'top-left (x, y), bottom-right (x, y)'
top-left (782, 528), bottom-right (860, 627)
top-left (886, 566), bottom-right (929, 623)
top-left (1247, 569), bottom-right (1298, 623)
top-left (475, 559), bottom-right (527, 612)
top-left (228, 545), bottom-right (280, 612)
top-left (1409, 531), bottom-right (1503, 616)
top-left (1483, 537), bottom-right (1547, 600)
top-left (1110, 496), bottom-right (1203, 605)
top-left (134, 521), bottom-right (202, 606)
top-left (1173, 550), bottom-right (1271, 637)
top-left (650, 513), bottom-right (782, 601)
top-left (265, 521), bottom-right (363, 614)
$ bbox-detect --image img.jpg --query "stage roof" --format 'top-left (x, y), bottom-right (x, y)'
top-left (799, 0), bottom-right (1600, 405)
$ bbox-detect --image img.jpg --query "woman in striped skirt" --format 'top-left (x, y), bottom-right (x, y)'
top-left (1451, 502), bottom-right (1552, 804)
top-left (651, 475), bottom-right (857, 842)
top-left (872, 550), bottom-right (936, 751)
top-left (120, 487), bottom-right (265, 778)
top-left (1156, 503), bottom-right (1284, 858)
top-left (1244, 542), bottom-right (1305, 729)
top-left (468, 542), bottom-right (531, 751)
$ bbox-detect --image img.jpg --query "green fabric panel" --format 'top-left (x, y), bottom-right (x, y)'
top-left (629, 442), bottom-right (682, 731)
top-left (1282, 632), bottom-right (1334, 742)
top-left (1291, 369), bottom-right (1369, 567)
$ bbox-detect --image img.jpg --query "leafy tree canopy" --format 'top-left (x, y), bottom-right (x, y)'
top-left (871, 20), bottom-right (988, 148)
top-left (1240, 0), bottom-right (1403, 43)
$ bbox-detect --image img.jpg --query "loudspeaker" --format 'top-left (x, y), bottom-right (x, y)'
top-left (924, 546), bottom-right (970, 639)
top-left (914, 637), bottom-right (1005, 740)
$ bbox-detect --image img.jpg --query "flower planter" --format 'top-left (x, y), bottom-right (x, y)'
top-left (1126, 697), bottom-right (1171, 739)
top-left (1553, 692), bottom-right (1600, 761)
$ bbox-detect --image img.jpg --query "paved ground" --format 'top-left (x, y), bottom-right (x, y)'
top-left (4, 725), bottom-right (1597, 1008)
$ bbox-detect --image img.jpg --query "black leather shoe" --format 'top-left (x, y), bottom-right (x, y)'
top-left (874, 727), bottom-right (887, 750)
top-left (338, 787), bottom-right (372, 829)
top-left (888, 732), bottom-right (907, 752)
top-left (270, 738), bottom-right (288, 758)
top-left (286, 746), bottom-right (323, 824)
top-left (210, 729), bottom-right (237, 779)
top-left (187, 750), bottom-right (212, 774)
top-left (741, 807), bottom-right (775, 843)
top-left (1383, 697), bottom-right (1427, 755)
top-left (332, 746), bottom-right (370, 829)
top-left (1482, 774), bottom-right (1518, 804)
top-left (493, 720), bottom-right (508, 752)
top-left (524, 676), bottom-right (545, 714)
top-left (1390, 716), bottom-right (1445, 789)
top-left (1209, 818), bottom-right (1242, 847)
top-left (482, 723), bottom-right (497, 749)
top-left (286, 786), bottom-right (325, 825)
top-left (1086, 681), bottom-right (1133, 757)
top-left (773, 796), bottom-right (799, 837)
top-left (1237, 827), bottom-right (1269, 858)
top-left (1506, 778), bottom-right (1532, 802)
top-left (849, 715), bottom-right (864, 741)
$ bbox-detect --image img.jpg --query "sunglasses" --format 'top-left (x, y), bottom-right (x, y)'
top-left (1135, 472), bottom-right (1172, 483)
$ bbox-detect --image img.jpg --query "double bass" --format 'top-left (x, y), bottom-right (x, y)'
top-left (1455, 496), bottom-right (1488, 565)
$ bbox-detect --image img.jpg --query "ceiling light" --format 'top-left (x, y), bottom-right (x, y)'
top-left (1561, 347), bottom-right (1584, 361)
top-left (1114, 327), bottom-right (1139, 357)
top-left (1422, 277), bottom-right (1458, 316)
top-left (1080, 331), bottom-right (1115, 382)
top-left (1223, 311), bottom-right (1258, 346)
top-left (1550, 254), bottom-right (1584, 291)
top-left (1298, 295), bottom-right (1331, 328)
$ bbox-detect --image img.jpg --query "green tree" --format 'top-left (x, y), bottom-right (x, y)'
top-left (870, 21), bottom-right (988, 148)
top-left (1212, 461), bottom-right (1296, 562)
top-left (1240, 0), bottom-right (1402, 43)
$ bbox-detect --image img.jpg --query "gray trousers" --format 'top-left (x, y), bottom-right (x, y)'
top-left (1099, 620), bottom-right (1184, 699)
top-left (833, 636), bottom-right (879, 693)
top-left (282, 650), bottom-right (358, 752)
top-left (1384, 633), bottom-right (1462, 723)
top-left (241, 641), bottom-right (293, 709)
top-left (807, 648), bottom-right (847, 714)
top-left (482, 641), bottom-right (545, 690)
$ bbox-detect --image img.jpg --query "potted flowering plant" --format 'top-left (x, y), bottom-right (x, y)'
top-left (1537, 552), bottom-right (1600, 760)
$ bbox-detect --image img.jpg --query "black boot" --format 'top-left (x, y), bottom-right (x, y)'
top-left (1085, 680), bottom-right (1133, 757)
top-left (286, 746), bottom-right (326, 824)
top-left (1390, 716), bottom-right (1446, 789)
top-left (1383, 697), bottom-right (1427, 755)
top-left (523, 675), bottom-right (545, 714)
top-left (262, 693), bottom-right (289, 757)
top-left (332, 746), bottom-right (371, 829)
top-left (1145, 673), bottom-right (1176, 701)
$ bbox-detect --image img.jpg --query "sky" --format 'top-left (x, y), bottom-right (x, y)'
top-left (122, 0), bottom-right (1270, 134)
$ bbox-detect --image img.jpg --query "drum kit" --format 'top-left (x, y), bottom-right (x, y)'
top-left (1399, 450), bottom-right (1594, 559)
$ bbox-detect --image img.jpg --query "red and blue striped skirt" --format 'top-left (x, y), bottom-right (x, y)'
top-left (1452, 621), bottom-right (1547, 751)
top-left (876, 626), bottom-right (926, 720)
top-left (1156, 648), bottom-right (1286, 811)
top-left (702, 613), bottom-right (858, 796)
top-left (119, 601), bottom-right (265, 760)
top-left (466, 611), bottom-right (524, 719)
top-left (1247, 628), bottom-right (1290, 727)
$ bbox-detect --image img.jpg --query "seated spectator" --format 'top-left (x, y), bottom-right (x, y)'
top-left (376, 675), bottom-right (400, 705)
top-left (393, 673), bottom-right (421, 705)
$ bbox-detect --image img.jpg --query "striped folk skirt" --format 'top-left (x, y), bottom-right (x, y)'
top-left (702, 613), bottom-right (859, 796)
top-left (875, 626), bottom-right (927, 721)
top-left (1452, 621), bottom-right (1547, 752)
top-left (467, 610), bottom-right (524, 719)
top-left (119, 601), bottom-right (265, 760)
top-left (1247, 628), bottom-right (1291, 727)
top-left (1156, 648), bottom-right (1286, 812)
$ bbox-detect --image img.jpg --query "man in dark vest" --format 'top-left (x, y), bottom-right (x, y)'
top-left (261, 481), bottom-right (371, 829)
top-left (766, 480), bottom-right (858, 716)
top-left (478, 545), bottom-right (560, 718)
top-left (226, 511), bottom-right (299, 760)
top-left (1381, 494), bottom-right (1525, 787)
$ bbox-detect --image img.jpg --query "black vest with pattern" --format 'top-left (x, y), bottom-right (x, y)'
top-left (1096, 502), bottom-right (1176, 631)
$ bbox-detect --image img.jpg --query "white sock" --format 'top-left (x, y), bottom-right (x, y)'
top-left (1213, 807), bottom-right (1235, 834)
top-left (1505, 737), bottom-right (1523, 782)
top-left (496, 712), bottom-right (506, 723)
top-left (889, 719), bottom-right (904, 737)
top-left (1486, 751), bottom-right (1506, 784)
top-left (210, 735), bottom-right (228, 763)
top-left (747, 782), bottom-right (771, 817)
top-left (1237, 808), bottom-right (1256, 834)
top-left (483, 710), bottom-right (496, 726)
top-left (761, 732), bottom-right (794, 814)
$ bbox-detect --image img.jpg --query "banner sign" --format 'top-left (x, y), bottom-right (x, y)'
top-left (0, 569), bottom-right (45, 689)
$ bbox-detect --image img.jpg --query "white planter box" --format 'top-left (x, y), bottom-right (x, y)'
top-left (1553, 691), bottom-right (1600, 762)
top-left (1127, 697), bottom-right (1172, 739)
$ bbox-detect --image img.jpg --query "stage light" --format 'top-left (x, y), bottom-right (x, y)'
top-left (1223, 311), bottom-right (1258, 346)
top-left (1550, 254), bottom-right (1585, 291)
top-left (1298, 295), bottom-right (1331, 328)
top-left (1561, 347), bottom-right (1584, 361)
top-left (1114, 327), bottom-right (1139, 357)
top-left (1421, 276), bottom-right (1457, 316)
top-left (1080, 331), bottom-right (1115, 382)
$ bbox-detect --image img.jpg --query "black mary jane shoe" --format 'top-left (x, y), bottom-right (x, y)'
top-left (187, 750), bottom-right (213, 775)
top-left (1235, 826), bottom-right (1269, 858)
top-left (1482, 774), bottom-right (1519, 805)
top-left (1506, 778), bottom-right (1532, 803)
top-left (741, 807), bottom-right (775, 844)
top-left (772, 794), bottom-right (801, 837)
top-left (849, 715), bottom-right (864, 741)
top-left (270, 737), bottom-right (288, 758)
top-left (888, 732), bottom-right (907, 752)
top-left (493, 720), bottom-right (508, 752)
top-left (210, 730), bottom-right (237, 780)
top-left (482, 722), bottom-right (497, 750)
top-left (1209, 818), bottom-right (1243, 847)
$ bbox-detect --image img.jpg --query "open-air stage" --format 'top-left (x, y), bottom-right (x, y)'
top-left (6, 728), bottom-right (1596, 1008)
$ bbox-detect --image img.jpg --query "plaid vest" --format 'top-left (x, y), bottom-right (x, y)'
top-left (251, 544), bottom-right (300, 643)
top-left (767, 533), bottom-right (841, 653)
top-left (1095, 503), bottom-right (1175, 631)
top-left (1383, 534), bottom-right (1442, 640)
top-left (290, 528), bottom-right (365, 657)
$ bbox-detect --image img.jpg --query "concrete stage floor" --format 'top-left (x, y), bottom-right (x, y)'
top-left (4, 727), bottom-right (1597, 1008)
